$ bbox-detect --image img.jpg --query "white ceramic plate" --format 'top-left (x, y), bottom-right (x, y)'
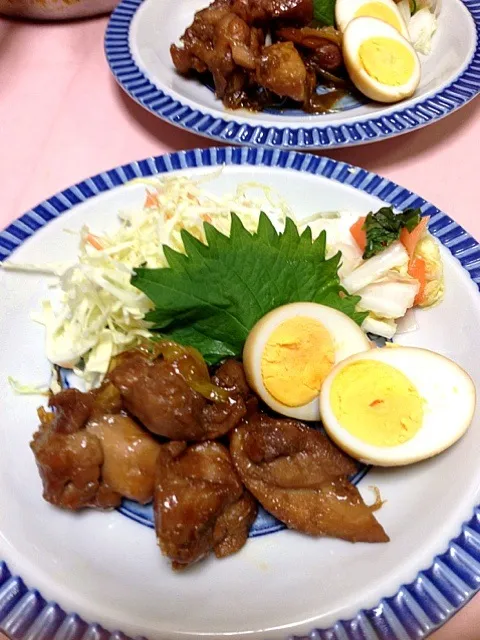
top-left (105, 0), bottom-right (480, 148)
top-left (1, 148), bottom-right (480, 640)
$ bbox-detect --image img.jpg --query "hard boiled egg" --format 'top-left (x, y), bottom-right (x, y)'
top-left (320, 347), bottom-right (476, 466)
top-left (343, 17), bottom-right (421, 103)
top-left (336, 0), bottom-right (410, 38)
top-left (243, 302), bottom-right (371, 421)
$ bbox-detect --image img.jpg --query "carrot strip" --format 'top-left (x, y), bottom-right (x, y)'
top-left (144, 189), bottom-right (160, 209)
top-left (350, 216), bottom-right (367, 251)
top-left (409, 256), bottom-right (426, 306)
top-left (400, 216), bottom-right (429, 259)
top-left (86, 233), bottom-right (103, 250)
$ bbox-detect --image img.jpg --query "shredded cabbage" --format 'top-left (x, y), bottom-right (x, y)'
top-left (3, 175), bottom-right (292, 389)
top-left (8, 377), bottom-right (49, 395)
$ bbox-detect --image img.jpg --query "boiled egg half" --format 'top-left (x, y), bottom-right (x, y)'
top-left (343, 17), bottom-right (421, 103)
top-left (336, 0), bottom-right (410, 39)
top-left (243, 302), bottom-right (371, 421)
top-left (320, 347), bottom-right (476, 466)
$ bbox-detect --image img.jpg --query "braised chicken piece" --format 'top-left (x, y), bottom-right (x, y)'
top-left (236, 413), bottom-right (357, 485)
top-left (212, 358), bottom-right (250, 396)
top-left (31, 388), bottom-right (122, 510)
top-left (31, 385), bottom-right (163, 509)
top-left (87, 414), bottom-right (162, 504)
top-left (230, 0), bottom-right (313, 24)
top-left (210, 357), bottom-right (259, 418)
top-left (170, 0), bottom-right (264, 98)
top-left (109, 349), bottom-right (248, 441)
top-left (230, 412), bottom-right (389, 543)
top-left (276, 26), bottom-right (343, 71)
top-left (256, 41), bottom-right (308, 102)
top-left (171, 0), bottom-right (348, 112)
top-left (50, 386), bottom-right (95, 433)
top-left (276, 25), bottom-right (341, 47)
top-left (154, 441), bottom-right (257, 569)
top-left (213, 490), bottom-right (257, 557)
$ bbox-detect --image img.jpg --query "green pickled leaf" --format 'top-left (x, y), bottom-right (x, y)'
top-left (363, 206), bottom-right (422, 259)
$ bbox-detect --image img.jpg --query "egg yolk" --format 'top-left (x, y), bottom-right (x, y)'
top-left (359, 37), bottom-right (416, 86)
top-left (354, 3), bottom-right (402, 32)
top-left (330, 360), bottom-right (424, 446)
top-left (261, 316), bottom-right (335, 407)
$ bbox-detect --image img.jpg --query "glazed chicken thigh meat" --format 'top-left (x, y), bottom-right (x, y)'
top-left (170, 0), bottom-right (346, 112)
top-left (31, 343), bottom-right (388, 570)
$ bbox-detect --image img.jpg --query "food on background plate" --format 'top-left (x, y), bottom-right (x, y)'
top-left (170, 0), bottom-right (438, 111)
top-left (395, 0), bottom-right (440, 55)
top-left (342, 17), bottom-right (421, 103)
top-left (170, 0), bottom-right (347, 113)
top-left (336, 0), bottom-right (441, 55)
top-left (335, 0), bottom-right (410, 38)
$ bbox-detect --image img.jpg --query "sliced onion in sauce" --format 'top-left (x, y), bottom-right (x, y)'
top-left (138, 339), bottom-right (231, 403)
top-left (315, 68), bottom-right (349, 87)
top-left (277, 25), bottom-right (343, 48)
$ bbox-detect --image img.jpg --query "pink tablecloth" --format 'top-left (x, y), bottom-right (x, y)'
top-left (0, 13), bottom-right (479, 640)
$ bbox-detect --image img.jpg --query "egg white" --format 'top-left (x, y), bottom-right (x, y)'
top-left (243, 302), bottom-right (371, 421)
top-left (343, 17), bottom-right (421, 103)
top-left (320, 347), bottom-right (476, 466)
top-left (336, 0), bottom-right (410, 38)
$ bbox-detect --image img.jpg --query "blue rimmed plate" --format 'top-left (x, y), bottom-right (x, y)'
top-left (1, 147), bottom-right (480, 640)
top-left (104, 0), bottom-right (480, 149)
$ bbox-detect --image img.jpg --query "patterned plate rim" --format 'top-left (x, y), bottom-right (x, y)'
top-left (104, 0), bottom-right (480, 149)
top-left (2, 147), bottom-right (480, 640)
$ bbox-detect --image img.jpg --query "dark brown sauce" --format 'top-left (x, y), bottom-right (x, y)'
top-left (303, 88), bottom-right (347, 113)
top-left (223, 86), bottom-right (349, 114)
top-left (219, 77), bottom-right (350, 114)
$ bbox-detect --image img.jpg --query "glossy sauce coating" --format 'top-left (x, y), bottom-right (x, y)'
top-left (230, 412), bottom-right (389, 542)
top-left (170, 0), bottom-right (349, 113)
